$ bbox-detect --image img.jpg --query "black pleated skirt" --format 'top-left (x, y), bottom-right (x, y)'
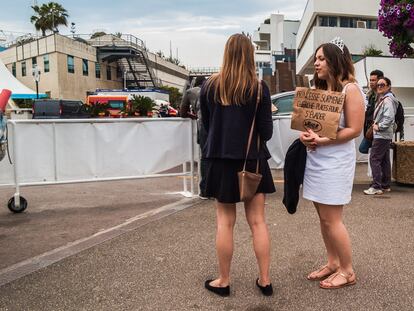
top-left (204, 158), bottom-right (276, 203)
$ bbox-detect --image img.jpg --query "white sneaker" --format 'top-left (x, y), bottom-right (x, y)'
top-left (383, 188), bottom-right (391, 193)
top-left (363, 187), bottom-right (383, 195)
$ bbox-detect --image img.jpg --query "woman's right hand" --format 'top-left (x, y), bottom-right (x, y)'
top-left (300, 131), bottom-right (317, 150)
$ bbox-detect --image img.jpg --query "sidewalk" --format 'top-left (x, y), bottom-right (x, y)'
top-left (0, 163), bottom-right (413, 310)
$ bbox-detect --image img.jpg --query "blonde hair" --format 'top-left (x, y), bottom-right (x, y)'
top-left (207, 33), bottom-right (259, 105)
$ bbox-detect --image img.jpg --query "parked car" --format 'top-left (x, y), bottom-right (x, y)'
top-left (32, 99), bottom-right (90, 119)
top-left (271, 91), bottom-right (295, 116)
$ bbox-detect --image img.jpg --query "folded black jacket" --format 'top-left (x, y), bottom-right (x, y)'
top-left (282, 139), bottom-right (307, 214)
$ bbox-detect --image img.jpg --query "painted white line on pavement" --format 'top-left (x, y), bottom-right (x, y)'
top-left (0, 197), bottom-right (200, 287)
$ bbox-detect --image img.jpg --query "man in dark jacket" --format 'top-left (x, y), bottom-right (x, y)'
top-left (359, 69), bottom-right (384, 154)
top-left (180, 76), bottom-right (208, 197)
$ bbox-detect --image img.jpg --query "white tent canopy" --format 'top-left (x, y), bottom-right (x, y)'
top-left (0, 58), bottom-right (45, 99)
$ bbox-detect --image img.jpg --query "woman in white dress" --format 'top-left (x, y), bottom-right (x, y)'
top-left (300, 38), bottom-right (365, 289)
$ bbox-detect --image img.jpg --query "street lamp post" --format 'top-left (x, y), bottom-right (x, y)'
top-left (32, 65), bottom-right (41, 99)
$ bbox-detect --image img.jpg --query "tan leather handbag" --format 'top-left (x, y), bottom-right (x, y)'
top-left (238, 84), bottom-right (262, 202)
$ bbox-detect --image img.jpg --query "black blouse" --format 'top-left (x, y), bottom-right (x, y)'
top-left (199, 80), bottom-right (273, 160)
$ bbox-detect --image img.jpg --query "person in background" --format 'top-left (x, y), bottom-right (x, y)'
top-left (180, 76), bottom-right (207, 198)
top-left (364, 77), bottom-right (397, 195)
top-left (359, 69), bottom-right (383, 154)
top-left (200, 33), bottom-right (275, 297)
top-left (300, 38), bottom-right (364, 289)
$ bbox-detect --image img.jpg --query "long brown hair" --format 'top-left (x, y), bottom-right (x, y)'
top-left (207, 33), bottom-right (259, 105)
top-left (313, 43), bottom-right (356, 92)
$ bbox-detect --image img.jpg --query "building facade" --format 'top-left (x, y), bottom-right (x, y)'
top-left (0, 33), bottom-right (189, 102)
top-left (253, 14), bottom-right (300, 72)
top-left (296, 0), bottom-right (414, 110)
top-left (296, 0), bottom-right (391, 75)
top-left (252, 14), bottom-right (307, 93)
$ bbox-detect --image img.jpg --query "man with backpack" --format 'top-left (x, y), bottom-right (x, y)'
top-left (359, 70), bottom-right (383, 154)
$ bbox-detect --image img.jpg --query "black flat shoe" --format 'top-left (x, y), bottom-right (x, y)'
top-left (204, 279), bottom-right (230, 297)
top-left (256, 278), bottom-right (273, 296)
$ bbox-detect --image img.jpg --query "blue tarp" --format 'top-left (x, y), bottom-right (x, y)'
top-left (11, 93), bottom-right (47, 99)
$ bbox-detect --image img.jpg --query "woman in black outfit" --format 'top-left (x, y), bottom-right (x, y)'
top-left (200, 33), bottom-right (275, 297)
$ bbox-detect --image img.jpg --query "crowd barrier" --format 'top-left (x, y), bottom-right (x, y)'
top-left (1, 115), bottom-right (413, 212)
top-left (0, 118), bottom-right (195, 212)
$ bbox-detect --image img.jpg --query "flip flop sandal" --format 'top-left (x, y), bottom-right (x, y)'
top-left (307, 265), bottom-right (338, 281)
top-left (319, 271), bottom-right (356, 289)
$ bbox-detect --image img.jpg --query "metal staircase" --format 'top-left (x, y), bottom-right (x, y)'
top-left (87, 34), bottom-right (162, 89)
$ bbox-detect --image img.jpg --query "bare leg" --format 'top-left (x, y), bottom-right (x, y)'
top-left (317, 204), bottom-right (355, 287)
top-left (209, 201), bottom-right (236, 287)
top-left (244, 193), bottom-right (271, 286)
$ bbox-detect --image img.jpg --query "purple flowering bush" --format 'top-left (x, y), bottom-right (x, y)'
top-left (378, 0), bottom-right (414, 58)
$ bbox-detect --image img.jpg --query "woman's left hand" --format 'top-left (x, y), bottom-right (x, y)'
top-left (373, 123), bottom-right (379, 132)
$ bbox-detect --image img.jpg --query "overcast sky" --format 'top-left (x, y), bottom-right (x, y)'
top-left (0, 0), bottom-right (307, 68)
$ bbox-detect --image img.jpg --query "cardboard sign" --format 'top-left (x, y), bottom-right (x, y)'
top-left (290, 87), bottom-right (345, 139)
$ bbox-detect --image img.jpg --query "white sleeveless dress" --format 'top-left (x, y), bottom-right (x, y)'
top-left (302, 83), bottom-right (364, 205)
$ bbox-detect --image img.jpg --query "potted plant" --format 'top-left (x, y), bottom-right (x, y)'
top-left (129, 95), bottom-right (156, 117)
top-left (378, 1), bottom-right (414, 58)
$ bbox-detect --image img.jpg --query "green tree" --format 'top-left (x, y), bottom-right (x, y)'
top-left (30, 2), bottom-right (69, 36)
top-left (159, 86), bottom-right (182, 108)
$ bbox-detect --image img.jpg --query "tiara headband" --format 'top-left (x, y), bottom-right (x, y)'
top-left (330, 37), bottom-right (344, 53)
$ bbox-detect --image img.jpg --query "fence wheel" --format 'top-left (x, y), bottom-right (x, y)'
top-left (7, 196), bottom-right (28, 213)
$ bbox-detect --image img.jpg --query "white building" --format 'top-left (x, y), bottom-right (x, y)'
top-left (296, 0), bottom-right (414, 110)
top-left (253, 14), bottom-right (300, 73)
top-left (296, 0), bottom-right (390, 75)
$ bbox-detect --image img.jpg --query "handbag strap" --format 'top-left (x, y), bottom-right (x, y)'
top-left (243, 82), bottom-right (262, 174)
top-left (373, 98), bottom-right (385, 123)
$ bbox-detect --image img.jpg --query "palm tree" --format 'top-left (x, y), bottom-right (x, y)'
top-left (31, 2), bottom-right (69, 36)
top-left (30, 5), bottom-right (50, 36)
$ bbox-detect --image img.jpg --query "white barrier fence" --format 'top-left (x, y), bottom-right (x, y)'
top-left (0, 118), bottom-right (195, 211)
top-left (1, 116), bottom-right (413, 211)
top-left (268, 115), bottom-right (414, 169)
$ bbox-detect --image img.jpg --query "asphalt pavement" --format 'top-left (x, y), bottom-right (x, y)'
top-left (0, 163), bottom-right (413, 311)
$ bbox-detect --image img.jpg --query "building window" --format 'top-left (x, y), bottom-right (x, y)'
top-left (21, 61), bottom-right (26, 76)
top-left (43, 55), bottom-right (50, 72)
top-left (32, 57), bottom-right (37, 68)
top-left (82, 59), bottom-right (88, 76)
top-left (340, 17), bottom-right (352, 28)
top-left (367, 20), bottom-right (378, 29)
top-left (67, 55), bottom-right (75, 73)
top-left (117, 67), bottom-right (122, 79)
top-left (95, 63), bottom-right (101, 78)
top-left (106, 65), bottom-right (111, 80)
top-left (319, 16), bottom-right (337, 27)
top-left (12, 62), bottom-right (16, 77)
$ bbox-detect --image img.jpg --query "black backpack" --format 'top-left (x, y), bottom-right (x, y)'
top-left (395, 101), bottom-right (405, 133)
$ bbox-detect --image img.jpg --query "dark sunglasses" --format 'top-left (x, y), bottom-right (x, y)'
top-left (377, 83), bottom-right (388, 88)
